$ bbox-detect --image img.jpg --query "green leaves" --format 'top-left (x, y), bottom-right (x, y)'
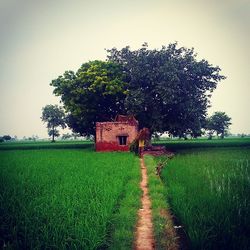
top-left (206, 112), bottom-right (232, 139)
top-left (50, 43), bottom-right (225, 138)
top-left (50, 61), bottom-right (127, 136)
top-left (41, 105), bottom-right (66, 141)
top-left (107, 43), bottom-right (225, 137)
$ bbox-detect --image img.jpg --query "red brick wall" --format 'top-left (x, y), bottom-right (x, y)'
top-left (96, 122), bottom-right (138, 151)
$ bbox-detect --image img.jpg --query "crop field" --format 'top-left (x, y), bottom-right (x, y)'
top-left (0, 140), bottom-right (94, 150)
top-left (0, 149), bottom-right (140, 249)
top-left (1, 138), bottom-right (249, 250)
top-left (161, 147), bottom-right (250, 249)
top-left (154, 137), bottom-right (250, 150)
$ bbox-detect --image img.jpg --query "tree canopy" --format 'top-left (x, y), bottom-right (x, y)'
top-left (206, 111), bottom-right (232, 139)
top-left (51, 60), bottom-right (127, 136)
top-left (50, 43), bottom-right (226, 137)
top-left (107, 43), bottom-right (225, 137)
top-left (41, 104), bottom-right (66, 142)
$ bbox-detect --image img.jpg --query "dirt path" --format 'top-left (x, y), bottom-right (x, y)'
top-left (134, 157), bottom-right (155, 250)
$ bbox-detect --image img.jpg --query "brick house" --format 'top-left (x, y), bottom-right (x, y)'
top-left (95, 115), bottom-right (138, 151)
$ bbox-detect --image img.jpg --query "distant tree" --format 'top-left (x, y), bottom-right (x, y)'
top-left (33, 135), bottom-right (39, 141)
top-left (71, 132), bottom-right (80, 140)
top-left (27, 135), bottom-right (39, 141)
top-left (206, 112), bottom-right (232, 139)
top-left (207, 130), bottom-right (214, 140)
top-left (0, 137), bottom-right (4, 143)
top-left (41, 105), bottom-right (66, 142)
top-left (2, 135), bottom-right (12, 141)
top-left (51, 60), bottom-right (127, 136)
top-left (61, 133), bottom-right (72, 140)
top-left (48, 129), bottom-right (60, 140)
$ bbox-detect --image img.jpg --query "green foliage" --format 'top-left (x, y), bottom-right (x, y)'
top-left (41, 104), bottom-right (66, 142)
top-left (154, 137), bottom-right (250, 150)
top-left (61, 133), bottom-right (72, 140)
top-left (50, 43), bottom-right (225, 138)
top-left (0, 140), bottom-right (94, 150)
top-left (161, 147), bottom-right (250, 250)
top-left (107, 42), bottom-right (225, 136)
top-left (108, 157), bottom-right (141, 249)
top-left (50, 60), bottom-right (127, 136)
top-left (0, 149), bottom-right (140, 249)
top-left (48, 129), bottom-right (59, 141)
top-left (129, 139), bottom-right (139, 155)
top-left (130, 128), bottom-right (151, 155)
top-left (206, 111), bottom-right (232, 139)
top-left (2, 135), bottom-right (12, 141)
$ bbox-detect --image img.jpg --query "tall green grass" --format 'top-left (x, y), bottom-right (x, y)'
top-left (0, 149), bottom-right (140, 249)
top-left (144, 156), bottom-right (179, 250)
top-left (154, 137), bottom-right (250, 150)
top-left (0, 140), bottom-right (94, 150)
top-left (161, 147), bottom-right (250, 249)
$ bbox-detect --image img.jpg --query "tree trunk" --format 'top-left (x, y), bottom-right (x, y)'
top-left (52, 126), bottom-right (55, 143)
top-left (220, 131), bottom-right (224, 139)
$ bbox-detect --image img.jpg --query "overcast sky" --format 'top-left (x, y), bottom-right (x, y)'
top-left (0, 0), bottom-right (249, 138)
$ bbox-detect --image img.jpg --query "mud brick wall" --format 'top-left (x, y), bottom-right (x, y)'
top-left (96, 122), bottom-right (138, 151)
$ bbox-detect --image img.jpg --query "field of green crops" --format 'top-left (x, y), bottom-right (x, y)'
top-left (0, 140), bottom-right (94, 150)
top-left (1, 138), bottom-right (250, 249)
top-left (0, 149), bottom-right (140, 249)
top-left (155, 137), bottom-right (250, 150)
top-left (161, 147), bottom-right (250, 250)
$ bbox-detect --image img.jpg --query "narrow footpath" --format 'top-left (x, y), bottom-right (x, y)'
top-left (135, 157), bottom-right (155, 250)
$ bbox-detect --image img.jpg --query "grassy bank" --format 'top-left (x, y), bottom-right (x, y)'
top-left (0, 149), bottom-right (140, 249)
top-left (144, 155), bottom-right (179, 250)
top-left (161, 147), bottom-right (250, 249)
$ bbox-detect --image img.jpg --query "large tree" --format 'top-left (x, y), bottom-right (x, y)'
top-left (41, 105), bottom-right (66, 142)
top-left (206, 111), bottom-right (232, 139)
top-left (107, 43), bottom-right (225, 136)
top-left (51, 43), bottom-right (225, 137)
top-left (50, 60), bottom-right (127, 136)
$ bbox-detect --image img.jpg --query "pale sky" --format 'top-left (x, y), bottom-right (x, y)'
top-left (0, 0), bottom-right (249, 138)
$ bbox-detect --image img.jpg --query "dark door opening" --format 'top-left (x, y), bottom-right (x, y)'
top-left (118, 136), bottom-right (127, 145)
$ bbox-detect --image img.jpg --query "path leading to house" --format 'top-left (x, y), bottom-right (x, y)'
top-left (135, 157), bottom-right (155, 250)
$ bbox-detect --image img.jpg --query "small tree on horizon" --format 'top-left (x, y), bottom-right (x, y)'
top-left (2, 135), bottom-right (12, 141)
top-left (206, 112), bottom-right (232, 139)
top-left (41, 105), bottom-right (66, 142)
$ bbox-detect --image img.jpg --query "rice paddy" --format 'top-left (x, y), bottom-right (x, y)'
top-left (1, 138), bottom-right (249, 249)
top-left (161, 147), bottom-right (250, 250)
top-left (0, 149), bottom-right (140, 249)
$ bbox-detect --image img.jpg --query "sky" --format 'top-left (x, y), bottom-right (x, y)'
top-left (0, 0), bottom-right (249, 138)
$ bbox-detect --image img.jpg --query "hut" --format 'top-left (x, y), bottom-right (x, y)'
top-left (95, 115), bottom-right (138, 151)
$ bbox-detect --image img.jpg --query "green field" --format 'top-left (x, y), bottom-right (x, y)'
top-left (0, 149), bottom-right (140, 249)
top-left (1, 138), bottom-right (250, 249)
top-left (0, 140), bottom-right (94, 150)
top-left (154, 137), bottom-right (250, 150)
top-left (161, 147), bottom-right (250, 250)
top-left (1, 137), bottom-right (249, 151)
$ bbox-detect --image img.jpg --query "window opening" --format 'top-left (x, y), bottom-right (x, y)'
top-left (118, 136), bottom-right (127, 145)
